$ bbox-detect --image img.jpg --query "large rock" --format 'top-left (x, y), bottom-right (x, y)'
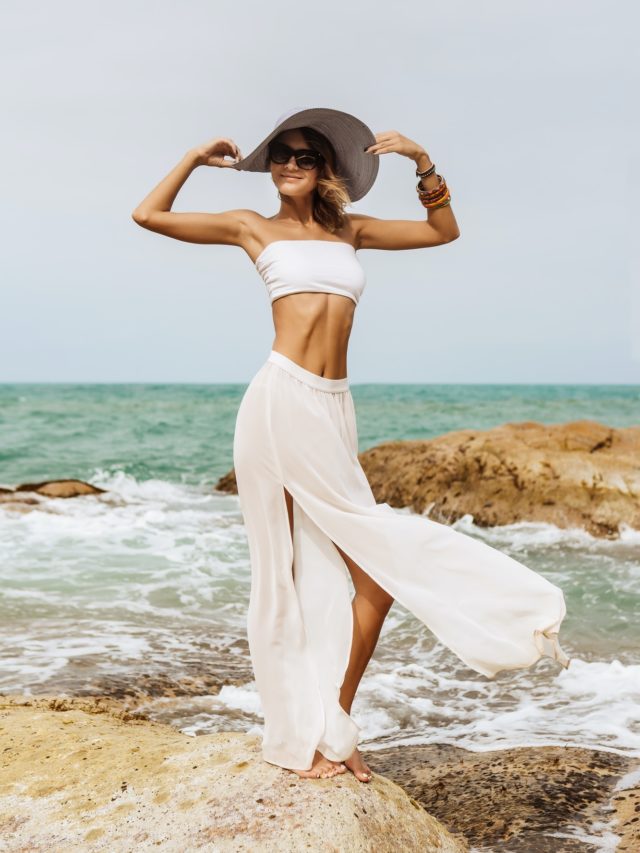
top-left (367, 741), bottom-right (640, 852)
top-left (0, 696), bottom-right (467, 852)
top-left (216, 420), bottom-right (640, 539)
top-left (360, 420), bottom-right (640, 538)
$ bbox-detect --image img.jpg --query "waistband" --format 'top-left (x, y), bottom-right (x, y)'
top-left (267, 350), bottom-right (350, 392)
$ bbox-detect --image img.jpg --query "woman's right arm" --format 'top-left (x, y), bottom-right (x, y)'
top-left (131, 138), bottom-right (251, 246)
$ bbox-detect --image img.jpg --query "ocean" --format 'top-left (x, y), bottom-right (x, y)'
top-left (1, 379), bottom-right (639, 763)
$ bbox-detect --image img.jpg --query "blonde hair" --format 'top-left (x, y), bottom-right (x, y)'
top-left (273, 127), bottom-right (352, 233)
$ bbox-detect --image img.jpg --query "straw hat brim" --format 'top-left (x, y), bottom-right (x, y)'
top-left (230, 107), bottom-right (379, 203)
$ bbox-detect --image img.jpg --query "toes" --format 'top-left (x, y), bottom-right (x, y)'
top-left (293, 755), bottom-right (348, 780)
top-left (349, 763), bottom-right (372, 781)
top-left (320, 762), bottom-right (346, 778)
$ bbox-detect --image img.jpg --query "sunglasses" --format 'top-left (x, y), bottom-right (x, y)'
top-left (268, 142), bottom-right (324, 170)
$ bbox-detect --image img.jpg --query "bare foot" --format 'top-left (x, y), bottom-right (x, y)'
top-left (344, 747), bottom-right (372, 782)
top-left (290, 749), bottom-right (347, 779)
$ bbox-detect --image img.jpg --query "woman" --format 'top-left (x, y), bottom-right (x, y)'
top-left (132, 106), bottom-right (570, 785)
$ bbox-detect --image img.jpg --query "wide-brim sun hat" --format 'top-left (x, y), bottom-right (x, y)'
top-left (231, 106), bottom-right (379, 203)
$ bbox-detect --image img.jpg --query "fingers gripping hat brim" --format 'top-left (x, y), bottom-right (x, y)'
top-left (230, 107), bottom-right (379, 203)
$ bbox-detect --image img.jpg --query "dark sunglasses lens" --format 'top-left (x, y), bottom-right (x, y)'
top-left (270, 143), bottom-right (290, 164)
top-left (296, 155), bottom-right (319, 169)
top-left (269, 143), bottom-right (321, 169)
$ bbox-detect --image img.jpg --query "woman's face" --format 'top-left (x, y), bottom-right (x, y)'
top-left (269, 129), bottom-right (321, 198)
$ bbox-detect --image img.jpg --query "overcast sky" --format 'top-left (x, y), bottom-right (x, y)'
top-left (0, 1), bottom-right (635, 383)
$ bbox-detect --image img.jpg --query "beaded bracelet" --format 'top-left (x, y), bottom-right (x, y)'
top-left (416, 162), bottom-right (436, 179)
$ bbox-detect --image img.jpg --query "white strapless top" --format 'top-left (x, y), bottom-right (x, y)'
top-left (254, 240), bottom-right (366, 305)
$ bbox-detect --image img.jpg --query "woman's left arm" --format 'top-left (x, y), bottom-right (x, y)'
top-left (353, 131), bottom-right (461, 251)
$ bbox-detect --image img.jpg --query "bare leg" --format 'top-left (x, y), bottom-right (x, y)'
top-left (281, 489), bottom-right (393, 781)
top-left (334, 543), bottom-right (394, 782)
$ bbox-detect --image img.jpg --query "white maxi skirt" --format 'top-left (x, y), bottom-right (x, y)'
top-left (232, 349), bottom-right (571, 772)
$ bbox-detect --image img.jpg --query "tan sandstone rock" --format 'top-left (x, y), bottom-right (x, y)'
top-left (0, 479), bottom-right (106, 514)
top-left (0, 695), bottom-right (467, 853)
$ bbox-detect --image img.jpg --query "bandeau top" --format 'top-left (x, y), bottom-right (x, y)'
top-left (254, 240), bottom-right (366, 305)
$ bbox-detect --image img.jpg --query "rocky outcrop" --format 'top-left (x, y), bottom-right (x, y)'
top-left (0, 696), bottom-right (467, 853)
top-left (367, 740), bottom-right (640, 852)
top-left (0, 479), bottom-right (105, 513)
top-left (359, 420), bottom-right (640, 538)
top-left (216, 420), bottom-right (640, 538)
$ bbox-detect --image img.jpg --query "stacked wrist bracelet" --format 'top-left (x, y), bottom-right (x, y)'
top-left (415, 161), bottom-right (452, 210)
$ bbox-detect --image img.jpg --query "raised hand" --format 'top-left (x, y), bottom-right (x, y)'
top-left (193, 137), bottom-right (243, 168)
top-left (364, 130), bottom-right (426, 162)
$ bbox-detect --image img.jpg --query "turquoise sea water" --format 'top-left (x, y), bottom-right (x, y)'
top-left (1, 380), bottom-right (639, 762)
top-left (2, 381), bottom-right (639, 485)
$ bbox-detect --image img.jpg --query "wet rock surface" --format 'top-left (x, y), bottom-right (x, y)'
top-left (0, 478), bottom-right (106, 513)
top-left (365, 741), bottom-right (640, 852)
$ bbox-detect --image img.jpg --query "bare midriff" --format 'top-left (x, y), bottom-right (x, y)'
top-left (271, 293), bottom-right (355, 380)
top-left (247, 215), bottom-right (360, 381)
